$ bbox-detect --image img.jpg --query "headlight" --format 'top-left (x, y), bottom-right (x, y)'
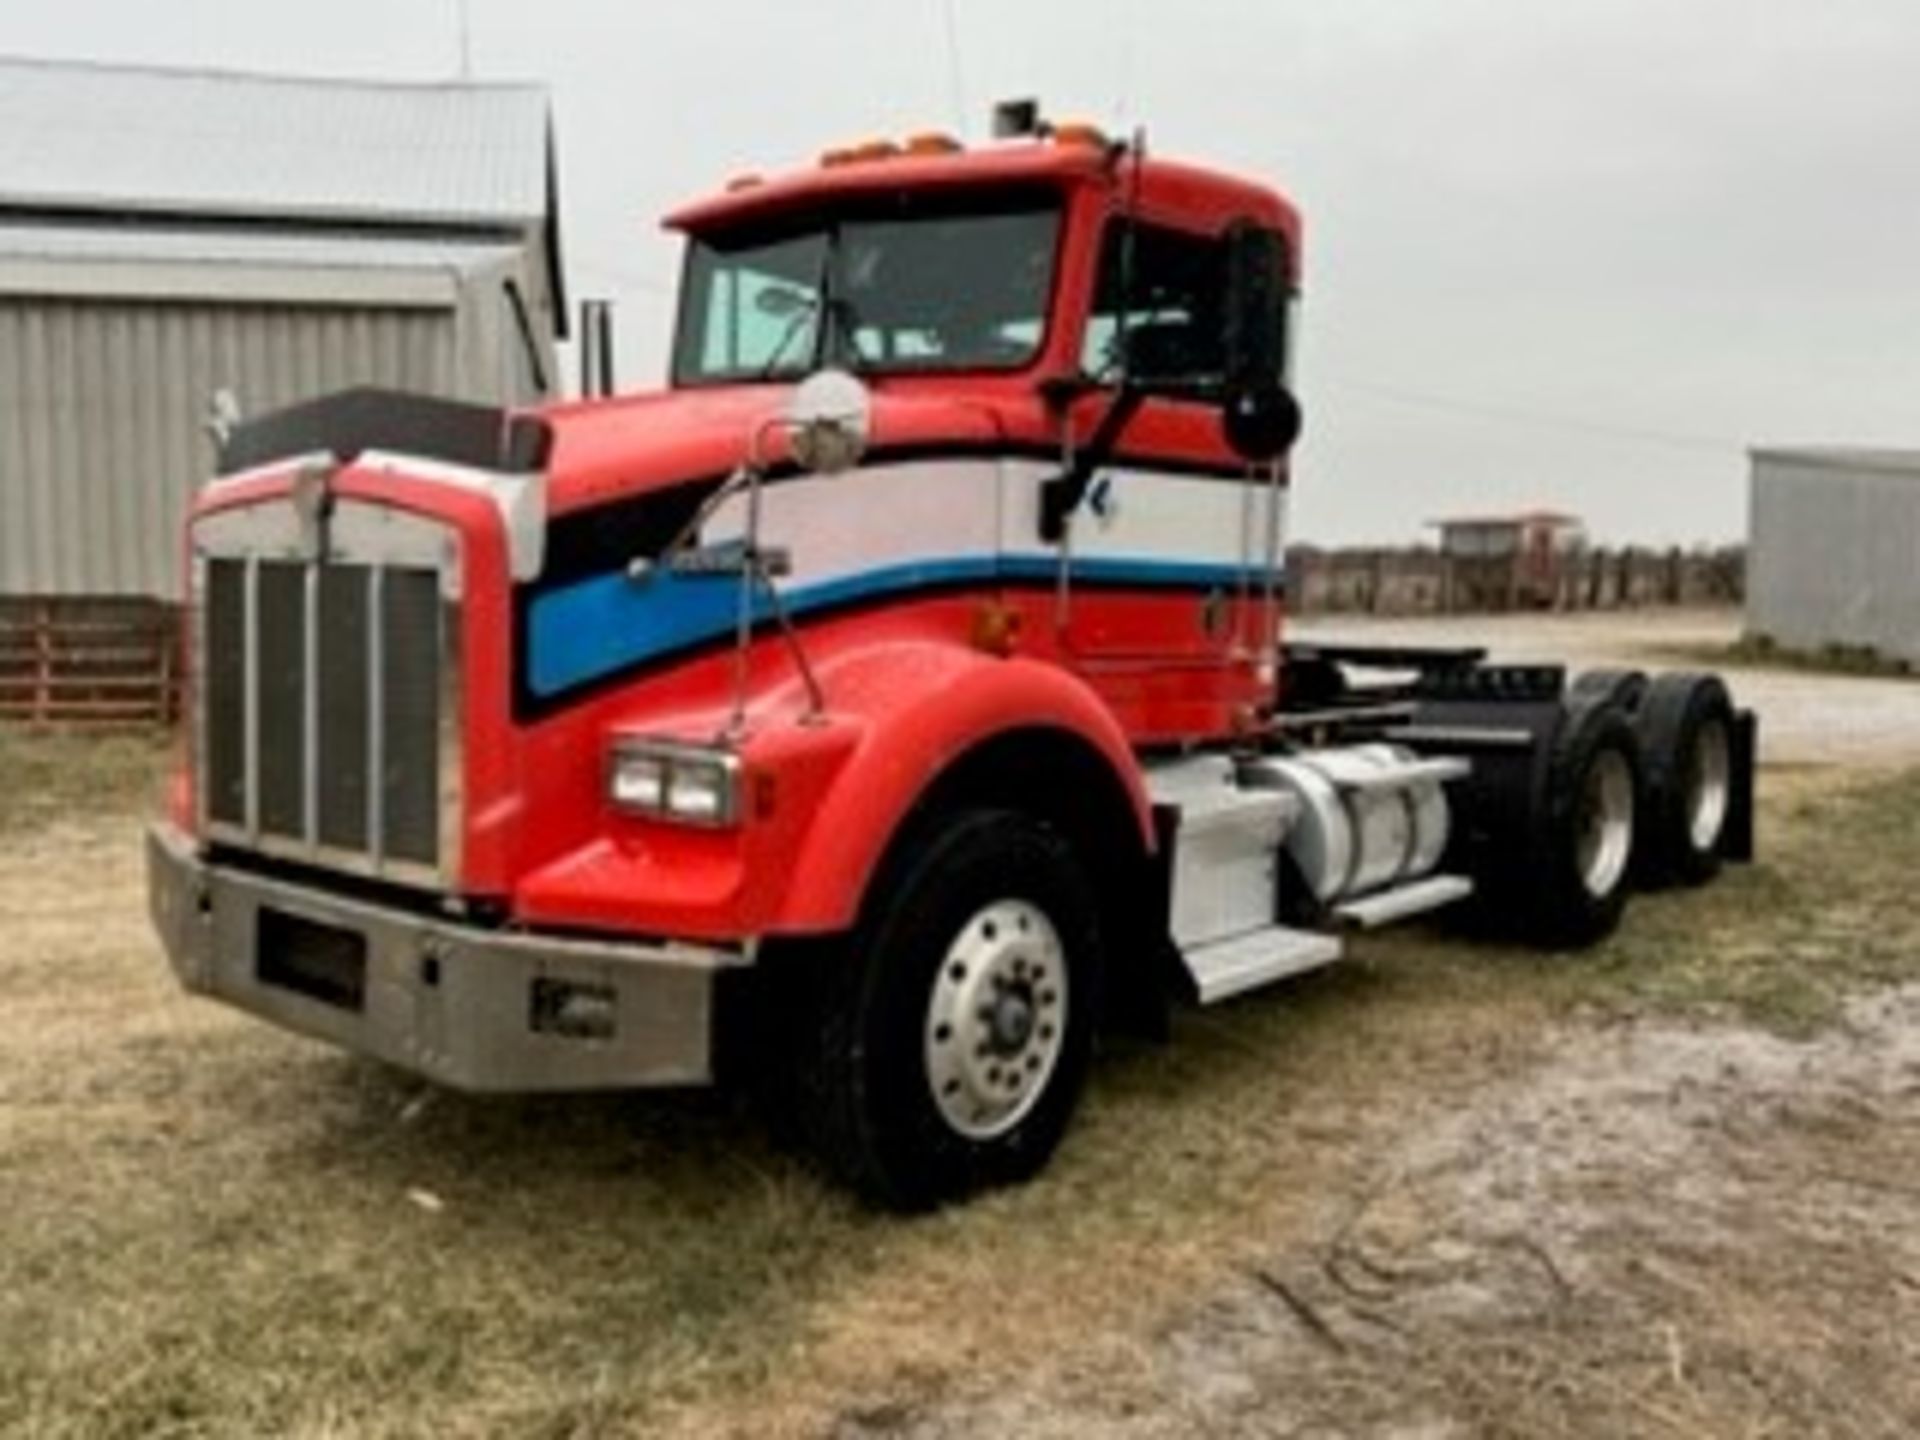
top-left (607, 740), bottom-right (742, 827)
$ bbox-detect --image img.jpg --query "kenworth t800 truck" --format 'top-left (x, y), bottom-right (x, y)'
top-left (148, 108), bottom-right (1754, 1209)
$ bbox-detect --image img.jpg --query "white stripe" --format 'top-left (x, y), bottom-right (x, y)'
top-left (706, 456), bottom-right (1283, 590)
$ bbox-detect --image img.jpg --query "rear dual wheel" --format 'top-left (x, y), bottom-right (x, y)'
top-left (1517, 672), bottom-right (1737, 945)
top-left (1520, 698), bottom-right (1643, 949)
top-left (1635, 673), bottom-right (1736, 887)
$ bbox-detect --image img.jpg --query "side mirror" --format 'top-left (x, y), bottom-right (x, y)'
top-left (1222, 385), bottom-right (1301, 462)
top-left (1220, 218), bottom-right (1300, 461)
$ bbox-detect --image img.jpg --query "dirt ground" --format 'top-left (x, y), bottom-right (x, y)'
top-left (2, 609), bottom-right (1917, 1439)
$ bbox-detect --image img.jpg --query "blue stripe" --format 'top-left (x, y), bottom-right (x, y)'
top-left (526, 554), bottom-right (1267, 698)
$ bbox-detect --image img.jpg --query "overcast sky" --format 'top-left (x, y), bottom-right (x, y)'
top-left (4, 1), bottom-right (1916, 544)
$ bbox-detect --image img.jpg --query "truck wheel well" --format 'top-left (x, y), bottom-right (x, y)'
top-left (874, 727), bottom-right (1167, 1034)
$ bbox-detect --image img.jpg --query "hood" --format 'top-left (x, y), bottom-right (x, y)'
top-left (536, 382), bottom-right (1021, 518)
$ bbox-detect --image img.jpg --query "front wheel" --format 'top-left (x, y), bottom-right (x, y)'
top-left (789, 809), bottom-right (1104, 1211)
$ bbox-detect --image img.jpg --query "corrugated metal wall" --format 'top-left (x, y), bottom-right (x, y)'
top-left (1749, 458), bottom-right (1920, 664)
top-left (0, 298), bottom-right (455, 597)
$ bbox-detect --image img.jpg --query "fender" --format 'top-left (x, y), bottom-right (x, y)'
top-left (770, 642), bottom-right (1158, 932)
top-left (511, 637), bottom-right (1158, 941)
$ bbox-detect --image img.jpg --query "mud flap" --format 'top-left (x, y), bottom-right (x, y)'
top-left (1723, 709), bottom-right (1759, 864)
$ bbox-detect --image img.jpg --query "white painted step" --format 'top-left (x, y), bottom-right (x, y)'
top-left (1334, 874), bottom-right (1474, 931)
top-left (1182, 924), bottom-right (1344, 1005)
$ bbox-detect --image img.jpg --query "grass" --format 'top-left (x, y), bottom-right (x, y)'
top-left (1650, 631), bottom-right (1918, 681)
top-left (1358, 764), bottom-right (1920, 1037)
top-left (1, 733), bottom-right (1917, 1437)
top-left (0, 727), bottom-right (170, 837)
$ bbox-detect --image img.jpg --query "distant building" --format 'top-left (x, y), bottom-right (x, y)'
top-left (0, 56), bottom-right (566, 599)
top-left (1748, 449), bottom-right (1920, 666)
top-left (1431, 511), bottom-right (1588, 611)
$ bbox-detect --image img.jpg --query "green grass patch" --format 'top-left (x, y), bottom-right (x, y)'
top-left (1359, 765), bottom-right (1920, 1036)
top-left (1650, 632), bottom-right (1917, 681)
top-left (0, 727), bottom-right (171, 836)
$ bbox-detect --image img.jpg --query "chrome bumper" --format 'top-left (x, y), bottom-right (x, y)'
top-left (147, 823), bottom-right (744, 1092)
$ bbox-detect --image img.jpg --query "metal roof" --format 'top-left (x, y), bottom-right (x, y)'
top-left (0, 56), bottom-right (550, 230)
top-left (1427, 511), bottom-right (1584, 529)
top-left (0, 222), bottom-right (519, 272)
top-left (1751, 447), bottom-right (1920, 479)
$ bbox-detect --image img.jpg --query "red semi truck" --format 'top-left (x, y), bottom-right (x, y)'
top-left (148, 107), bottom-right (1753, 1209)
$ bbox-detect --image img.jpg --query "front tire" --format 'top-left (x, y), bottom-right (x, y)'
top-left (790, 809), bottom-right (1104, 1211)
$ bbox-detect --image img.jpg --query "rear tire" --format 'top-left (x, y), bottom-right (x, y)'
top-left (1635, 673), bottom-right (1736, 887)
top-left (1568, 667), bottom-right (1649, 713)
top-left (1520, 699), bottom-right (1644, 949)
top-left (785, 809), bottom-right (1103, 1211)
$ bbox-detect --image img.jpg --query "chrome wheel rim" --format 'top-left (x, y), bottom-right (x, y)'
top-left (924, 899), bottom-right (1068, 1140)
top-left (1577, 747), bottom-right (1635, 899)
top-left (1686, 720), bottom-right (1731, 853)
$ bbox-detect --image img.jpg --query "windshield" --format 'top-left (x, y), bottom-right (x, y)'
top-left (672, 194), bottom-right (1061, 383)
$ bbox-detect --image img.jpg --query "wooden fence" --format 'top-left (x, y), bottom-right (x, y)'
top-left (1286, 545), bottom-right (1746, 617)
top-left (0, 598), bottom-right (181, 728)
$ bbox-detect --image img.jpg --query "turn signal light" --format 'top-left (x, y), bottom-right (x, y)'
top-left (971, 599), bottom-right (1023, 656)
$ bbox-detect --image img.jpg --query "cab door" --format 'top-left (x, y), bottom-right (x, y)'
top-left (1051, 219), bottom-right (1284, 671)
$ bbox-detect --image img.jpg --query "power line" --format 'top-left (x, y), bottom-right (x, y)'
top-left (570, 254), bottom-right (674, 300)
top-left (1325, 375), bottom-right (1741, 455)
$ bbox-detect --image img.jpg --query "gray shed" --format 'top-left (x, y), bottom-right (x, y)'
top-left (1748, 448), bottom-right (1920, 666)
top-left (0, 56), bottom-right (567, 599)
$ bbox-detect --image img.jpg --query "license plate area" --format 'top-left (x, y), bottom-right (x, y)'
top-left (257, 907), bottom-right (368, 1012)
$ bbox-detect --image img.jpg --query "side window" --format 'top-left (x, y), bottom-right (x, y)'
top-left (1080, 222), bottom-right (1230, 385)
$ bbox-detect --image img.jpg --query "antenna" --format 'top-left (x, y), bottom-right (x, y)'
top-left (456, 0), bottom-right (474, 80)
top-left (939, 0), bottom-right (968, 135)
top-left (1114, 0), bottom-right (1138, 130)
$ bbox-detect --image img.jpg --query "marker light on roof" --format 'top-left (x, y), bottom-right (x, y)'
top-left (1050, 121), bottom-right (1108, 149)
top-left (903, 132), bottom-right (963, 155)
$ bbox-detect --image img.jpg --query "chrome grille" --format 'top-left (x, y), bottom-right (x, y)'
top-left (200, 528), bottom-right (457, 885)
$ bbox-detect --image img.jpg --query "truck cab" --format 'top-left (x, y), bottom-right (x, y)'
top-left (149, 112), bottom-right (1753, 1209)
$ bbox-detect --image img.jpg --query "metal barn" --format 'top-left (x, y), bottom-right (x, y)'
top-left (0, 57), bottom-right (566, 601)
top-left (1748, 448), bottom-right (1920, 666)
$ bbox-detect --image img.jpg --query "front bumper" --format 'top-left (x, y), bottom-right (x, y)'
top-left (147, 823), bottom-right (746, 1092)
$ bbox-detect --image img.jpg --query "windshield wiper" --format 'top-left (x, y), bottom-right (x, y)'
top-left (755, 297), bottom-right (821, 381)
top-left (755, 240), bottom-right (835, 381)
